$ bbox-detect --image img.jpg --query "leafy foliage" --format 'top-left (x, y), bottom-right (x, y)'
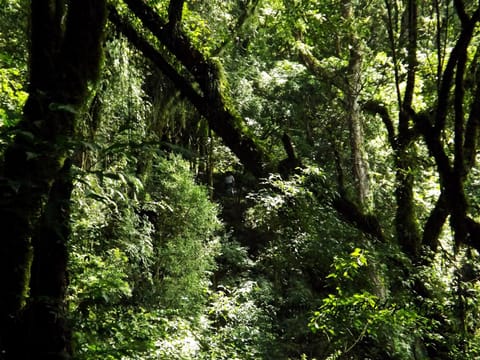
top-left (4, 0), bottom-right (480, 359)
top-left (0, 0), bottom-right (28, 127)
top-left (309, 249), bottom-right (427, 359)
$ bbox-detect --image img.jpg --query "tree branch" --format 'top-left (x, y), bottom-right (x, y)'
top-left (297, 42), bottom-right (344, 89)
top-left (168, 0), bottom-right (185, 26)
top-left (122, 0), bottom-right (209, 90)
top-left (278, 133), bottom-right (302, 178)
top-left (112, 1), bottom-right (270, 177)
top-left (402, 0), bottom-right (417, 117)
top-left (453, 17), bottom-right (470, 178)
top-left (411, 109), bottom-right (452, 183)
top-left (384, 0), bottom-right (403, 109)
top-left (454, 0), bottom-right (469, 25)
top-left (435, 7), bottom-right (480, 134)
top-left (463, 72), bottom-right (480, 171)
top-left (363, 100), bottom-right (396, 149)
top-left (331, 196), bottom-right (385, 242)
top-left (108, 5), bottom-right (203, 107)
top-left (422, 192), bottom-right (448, 253)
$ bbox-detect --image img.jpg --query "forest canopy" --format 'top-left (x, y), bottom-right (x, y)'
top-left (1, 0), bottom-right (480, 359)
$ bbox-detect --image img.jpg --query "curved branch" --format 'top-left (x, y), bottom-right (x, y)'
top-left (411, 109), bottom-right (452, 182)
top-left (278, 133), bottom-right (302, 177)
top-left (331, 196), bottom-right (385, 242)
top-left (363, 100), bottom-right (396, 149)
top-left (422, 192), bottom-right (448, 253)
top-left (435, 6), bottom-right (480, 134)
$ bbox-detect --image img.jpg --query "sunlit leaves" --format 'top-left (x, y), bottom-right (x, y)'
top-left (0, 66), bottom-right (28, 127)
top-left (309, 248), bottom-right (428, 359)
top-left (204, 281), bottom-right (276, 359)
top-left (69, 248), bottom-right (132, 306)
top-left (69, 150), bottom-right (223, 358)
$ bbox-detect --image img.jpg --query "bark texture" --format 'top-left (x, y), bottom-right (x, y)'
top-left (0, 1), bottom-right (106, 358)
top-left (343, 0), bottom-right (371, 210)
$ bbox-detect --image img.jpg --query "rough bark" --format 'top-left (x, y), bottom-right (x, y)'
top-left (0, 1), bottom-right (106, 358)
top-left (22, 161), bottom-right (74, 359)
top-left (346, 43), bottom-right (370, 208)
top-left (342, 0), bottom-right (371, 210)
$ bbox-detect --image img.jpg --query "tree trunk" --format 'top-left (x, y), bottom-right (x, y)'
top-left (395, 0), bottom-right (421, 259)
top-left (345, 42), bottom-right (370, 209)
top-left (0, 1), bottom-right (106, 358)
top-left (343, 1), bottom-right (370, 210)
top-left (22, 161), bottom-right (74, 359)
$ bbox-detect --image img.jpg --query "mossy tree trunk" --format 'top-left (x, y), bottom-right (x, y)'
top-left (21, 161), bottom-right (74, 359)
top-left (0, 1), bottom-right (106, 358)
top-left (343, 0), bottom-right (371, 210)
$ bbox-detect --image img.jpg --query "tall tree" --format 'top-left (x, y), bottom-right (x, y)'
top-left (342, 0), bottom-right (370, 209)
top-left (0, 1), bottom-right (106, 358)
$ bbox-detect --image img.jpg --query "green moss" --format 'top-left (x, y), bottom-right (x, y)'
top-left (211, 56), bottom-right (269, 158)
top-left (19, 242), bottom-right (34, 309)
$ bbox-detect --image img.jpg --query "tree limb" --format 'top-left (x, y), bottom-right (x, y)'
top-left (122, 0), bottom-right (209, 90)
top-left (454, 0), bottom-right (469, 25)
top-left (463, 71), bottom-right (480, 171)
top-left (278, 133), bottom-right (302, 178)
top-left (384, 0), bottom-right (403, 108)
top-left (363, 100), bottom-right (396, 149)
top-left (422, 192), bottom-right (448, 253)
top-left (112, 1), bottom-right (270, 177)
top-left (168, 0), bottom-right (185, 27)
top-left (331, 196), bottom-right (385, 242)
top-left (435, 7), bottom-right (480, 134)
top-left (453, 14), bottom-right (471, 178)
top-left (297, 42), bottom-right (344, 89)
top-left (401, 0), bottom-right (417, 119)
top-left (108, 5), bottom-right (203, 107)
